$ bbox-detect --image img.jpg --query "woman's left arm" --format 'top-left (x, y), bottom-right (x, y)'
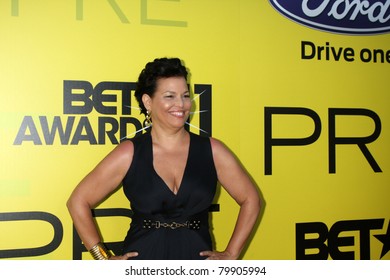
top-left (200, 138), bottom-right (262, 260)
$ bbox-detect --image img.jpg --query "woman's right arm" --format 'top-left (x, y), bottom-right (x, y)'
top-left (66, 140), bottom-right (137, 258)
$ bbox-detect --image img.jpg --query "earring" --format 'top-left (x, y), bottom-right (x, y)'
top-left (144, 110), bottom-right (152, 127)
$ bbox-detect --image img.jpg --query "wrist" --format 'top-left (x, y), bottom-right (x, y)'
top-left (89, 242), bottom-right (114, 260)
top-left (224, 249), bottom-right (240, 260)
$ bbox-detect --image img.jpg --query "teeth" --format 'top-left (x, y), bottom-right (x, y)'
top-left (171, 111), bottom-right (184, 117)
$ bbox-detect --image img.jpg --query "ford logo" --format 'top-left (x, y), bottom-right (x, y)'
top-left (269, 0), bottom-right (390, 35)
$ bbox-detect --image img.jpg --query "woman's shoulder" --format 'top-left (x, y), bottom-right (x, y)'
top-left (112, 139), bottom-right (134, 157)
top-left (208, 136), bottom-right (237, 160)
top-left (202, 137), bottom-right (226, 161)
top-left (209, 136), bottom-right (226, 150)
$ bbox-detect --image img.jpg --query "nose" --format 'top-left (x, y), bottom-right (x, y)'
top-left (175, 96), bottom-right (184, 107)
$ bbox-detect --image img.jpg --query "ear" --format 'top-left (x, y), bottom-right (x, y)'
top-left (142, 94), bottom-right (152, 111)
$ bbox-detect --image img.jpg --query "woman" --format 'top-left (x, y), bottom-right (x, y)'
top-left (67, 58), bottom-right (261, 260)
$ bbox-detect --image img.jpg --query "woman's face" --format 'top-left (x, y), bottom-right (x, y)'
top-left (143, 76), bottom-right (191, 130)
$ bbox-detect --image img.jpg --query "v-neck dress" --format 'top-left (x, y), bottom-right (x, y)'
top-left (121, 131), bottom-right (218, 259)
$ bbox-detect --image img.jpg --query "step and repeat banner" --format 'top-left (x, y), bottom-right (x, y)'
top-left (0, 0), bottom-right (389, 260)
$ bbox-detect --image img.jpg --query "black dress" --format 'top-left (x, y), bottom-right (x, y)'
top-left (121, 131), bottom-right (218, 259)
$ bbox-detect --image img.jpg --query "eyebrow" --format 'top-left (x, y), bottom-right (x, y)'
top-left (163, 90), bottom-right (190, 94)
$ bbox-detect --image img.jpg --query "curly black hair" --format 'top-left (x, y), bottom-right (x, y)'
top-left (134, 57), bottom-right (188, 115)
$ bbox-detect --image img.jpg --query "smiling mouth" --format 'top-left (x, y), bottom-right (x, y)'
top-left (170, 111), bottom-right (186, 117)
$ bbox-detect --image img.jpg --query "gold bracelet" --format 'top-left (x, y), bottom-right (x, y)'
top-left (89, 242), bottom-right (114, 260)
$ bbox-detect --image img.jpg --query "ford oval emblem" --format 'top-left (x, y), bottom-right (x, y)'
top-left (269, 0), bottom-right (390, 35)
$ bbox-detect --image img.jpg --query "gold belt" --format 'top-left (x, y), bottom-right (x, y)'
top-left (142, 219), bottom-right (201, 230)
